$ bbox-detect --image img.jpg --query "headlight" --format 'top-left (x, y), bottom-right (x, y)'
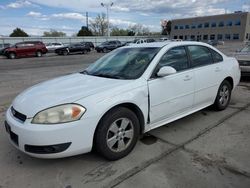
top-left (32, 104), bottom-right (86, 124)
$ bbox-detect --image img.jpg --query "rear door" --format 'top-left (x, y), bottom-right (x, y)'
top-left (187, 45), bottom-right (224, 108)
top-left (148, 46), bottom-right (195, 125)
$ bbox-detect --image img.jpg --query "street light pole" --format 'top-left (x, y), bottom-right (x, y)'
top-left (101, 2), bottom-right (113, 37)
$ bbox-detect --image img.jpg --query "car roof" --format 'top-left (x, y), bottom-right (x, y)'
top-left (123, 41), bottom-right (214, 48)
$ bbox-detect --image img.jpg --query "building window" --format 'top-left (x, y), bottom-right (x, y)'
top-left (174, 36), bottom-right (178, 39)
top-left (179, 36), bottom-right (183, 40)
top-left (180, 25), bottom-right (184, 29)
top-left (185, 25), bottom-right (190, 29)
top-left (210, 35), bottom-right (215, 40)
top-left (218, 21), bottom-right (224, 27)
top-left (198, 24), bottom-right (202, 28)
top-left (191, 35), bottom-right (195, 40)
top-left (211, 22), bottom-right (216, 27)
top-left (174, 25), bottom-right (178, 30)
top-left (185, 35), bottom-right (188, 40)
top-left (226, 21), bottom-right (233, 26)
top-left (217, 34), bottom-right (223, 40)
top-left (203, 35), bottom-right (208, 40)
top-left (191, 24), bottom-right (196, 29)
top-left (225, 34), bottom-right (231, 40)
top-left (235, 20), bottom-right (241, 26)
top-left (204, 22), bottom-right (209, 28)
top-left (233, 34), bottom-right (239, 40)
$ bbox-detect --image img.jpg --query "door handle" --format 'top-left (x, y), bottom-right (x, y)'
top-left (183, 75), bottom-right (192, 81)
top-left (215, 67), bottom-right (222, 72)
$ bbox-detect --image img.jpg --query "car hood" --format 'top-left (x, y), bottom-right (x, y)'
top-left (13, 73), bottom-right (132, 118)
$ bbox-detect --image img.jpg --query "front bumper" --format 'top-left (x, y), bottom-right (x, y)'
top-left (5, 107), bottom-right (98, 158)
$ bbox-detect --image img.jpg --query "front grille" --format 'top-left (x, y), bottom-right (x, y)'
top-left (11, 107), bottom-right (27, 122)
top-left (238, 60), bottom-right (250, 66)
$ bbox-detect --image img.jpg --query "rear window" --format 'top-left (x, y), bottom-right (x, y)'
top-left (188, 46), bottom-right (213, 67)
top-left (211, 50), bottom-right (223, 63)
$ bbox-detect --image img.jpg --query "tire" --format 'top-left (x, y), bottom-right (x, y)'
top-left (8, 52), bottom-right (16, 59)
top-left (95, 107), bottom-right (140, 161)
top-left (103, 48), bottom-right (108, 53)
top-left (36, 51), bottom-right (42, 57)
top-left (213, 80), bottom-right (232, 111)
top-left (63, 50), bottom-right (68, 56)
top-left (82, 49), bottom-right (87, 54)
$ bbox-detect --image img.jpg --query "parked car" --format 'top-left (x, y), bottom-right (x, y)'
top-left (235, 45), bottom-right (250, 76)
top-left (4, 41), bottom-right (47, 59)
top-left (46, 43), bottom-right (64, 52)
top-left (0, 43), bottom-right (11, 55)
top-left (55, 43), bottom-right (91, 55)
top-left (81, 42), bottom-right (95, 50)
top-left (95, 40), bottom-right (122, 52)
top-left (207, 40), bottom-right (224, 46)
top-left (127, 38), bottom-right (156, 46)
top-left (5, 42), bottom-right (240, 160)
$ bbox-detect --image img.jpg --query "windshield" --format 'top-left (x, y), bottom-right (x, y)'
top-left (84, 47), bottom-right (159, 79)
top-left (240, 46), bottom-right (250, 53)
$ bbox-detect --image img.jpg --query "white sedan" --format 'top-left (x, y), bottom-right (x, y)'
top-left (5, 42), bottom-right (241, 160)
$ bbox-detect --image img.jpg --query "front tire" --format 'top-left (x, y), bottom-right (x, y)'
top-left (36, 51), bottom-right (42, 57)
top-left (213, 80), bottom-right (232, 110)
top-left (95, 107), bottom-right (140, 160)
top-left (8, 52), bottom-right (16, 59)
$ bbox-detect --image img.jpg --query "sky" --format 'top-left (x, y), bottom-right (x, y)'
top-left (0, 0), bottom-right (249, 36)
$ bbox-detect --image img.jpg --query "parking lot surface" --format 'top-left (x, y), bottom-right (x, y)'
top-left (0, 51), bottom-right (250, 188)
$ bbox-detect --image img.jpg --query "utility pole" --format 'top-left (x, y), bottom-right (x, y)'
top-left (86, 12), bottom-right (89, 29)
top-left (101, 2), bottom-right (113, 37)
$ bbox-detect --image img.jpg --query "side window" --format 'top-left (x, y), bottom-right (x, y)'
top-left (158, 46), bottom-right (189, 72)
top-left (188, 46), bottom-right (213, 67)
top-left (211, 49), bottom-right (223, 63)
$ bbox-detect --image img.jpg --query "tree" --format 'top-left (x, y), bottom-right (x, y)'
top-left (128, 24), bottom-right (150, 36)
top-left (90, 13), bottom-right (108, 36)
top-left (43, 29), bottom-right (66, 37)
top-left (9, 28), bottom-right (28, 37)
top-left (161, 20), bottom-right (171, 35)
top-left (111, 27), bottom-right (129, 36)
top-left (77, 26), bottom-right (93, 36)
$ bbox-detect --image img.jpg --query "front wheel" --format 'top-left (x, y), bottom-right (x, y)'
top-left (36, 51), bottom-right (42, 57)
top-left (95, 107), bottom-right (140, 160)
top-left (213, 80), bottom-right (232, 110)
top-left (8, 52), bottom-right (16, 59)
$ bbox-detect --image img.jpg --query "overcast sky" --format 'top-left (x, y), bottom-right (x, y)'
top-left (0, 0), bottom-right (249, 36)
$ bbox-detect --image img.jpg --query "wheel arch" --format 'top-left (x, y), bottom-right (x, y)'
top-left (224, 76), bottom-right (234, 89)
top-left (93, 102), bottom-right (146, 147)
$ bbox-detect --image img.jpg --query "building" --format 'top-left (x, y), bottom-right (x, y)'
top-left (170, 12), bottom-right (250, 42)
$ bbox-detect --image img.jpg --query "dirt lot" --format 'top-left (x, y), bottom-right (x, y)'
top-left (0, 51), bottom-right (250, 188)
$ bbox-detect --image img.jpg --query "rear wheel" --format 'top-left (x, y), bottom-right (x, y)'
top-left (95, 107), bottom-right (140, 160)
top-left (36, 51), bottom-right (42, 57)
top-left (63, 50), bottom-right (68, 56)
top-left (103, 48), bottom-right (108, 53)
top-left (213, 80), bottom-right (232, 110)
top-left (82, 49), bottom-right (87, 54)
top-left (8, 52), bottom-right (16, 59)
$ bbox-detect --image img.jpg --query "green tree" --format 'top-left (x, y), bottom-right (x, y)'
top-left (77, 26), bottom-right (93, 36)
top-left (43, 29), bottom-right (66, 37)
top-left (161, 20), bottom-right (172, 35)
top-left (111, 27), bottom-right (129, 36)
top-left (9, 28), bottom-right (28, 37)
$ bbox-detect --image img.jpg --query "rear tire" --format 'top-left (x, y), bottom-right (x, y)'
top-left (103, 48), bottom-right (108, 53)
top-left (213, 80), bottom-right (232, 111)
top-left (95, 107), bottom-right (140, 161)
top-left (36, 51), bottom-right (42, 57)
top-left (63, 50), bottom-right (68, 56)
top-left (82, 49), bottom-right (87, 54)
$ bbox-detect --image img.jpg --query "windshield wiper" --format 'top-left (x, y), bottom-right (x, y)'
top-left (92, 73), bottom-right (122, 79)
top-left (80, 70), bottom-right (89, 75)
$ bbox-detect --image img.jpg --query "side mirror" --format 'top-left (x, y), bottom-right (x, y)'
top-left (157, 66), bottom-right (177, 77)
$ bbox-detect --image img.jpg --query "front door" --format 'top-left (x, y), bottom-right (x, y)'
top-left (148, 46), bottom-right (195, 125)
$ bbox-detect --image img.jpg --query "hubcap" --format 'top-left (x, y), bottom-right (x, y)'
top-left (219, 85), bottom-right (230, 106)
top-left (106, 118), bottom-right (134, 153)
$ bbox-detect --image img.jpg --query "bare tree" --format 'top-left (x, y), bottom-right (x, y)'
top-left (90, 13), bottom-right (108, 36)
top-left (128, 24), bottom-right (150, 36)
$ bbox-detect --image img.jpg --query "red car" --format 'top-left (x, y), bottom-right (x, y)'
top-left (4, 41), bottom-right (48, 59)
